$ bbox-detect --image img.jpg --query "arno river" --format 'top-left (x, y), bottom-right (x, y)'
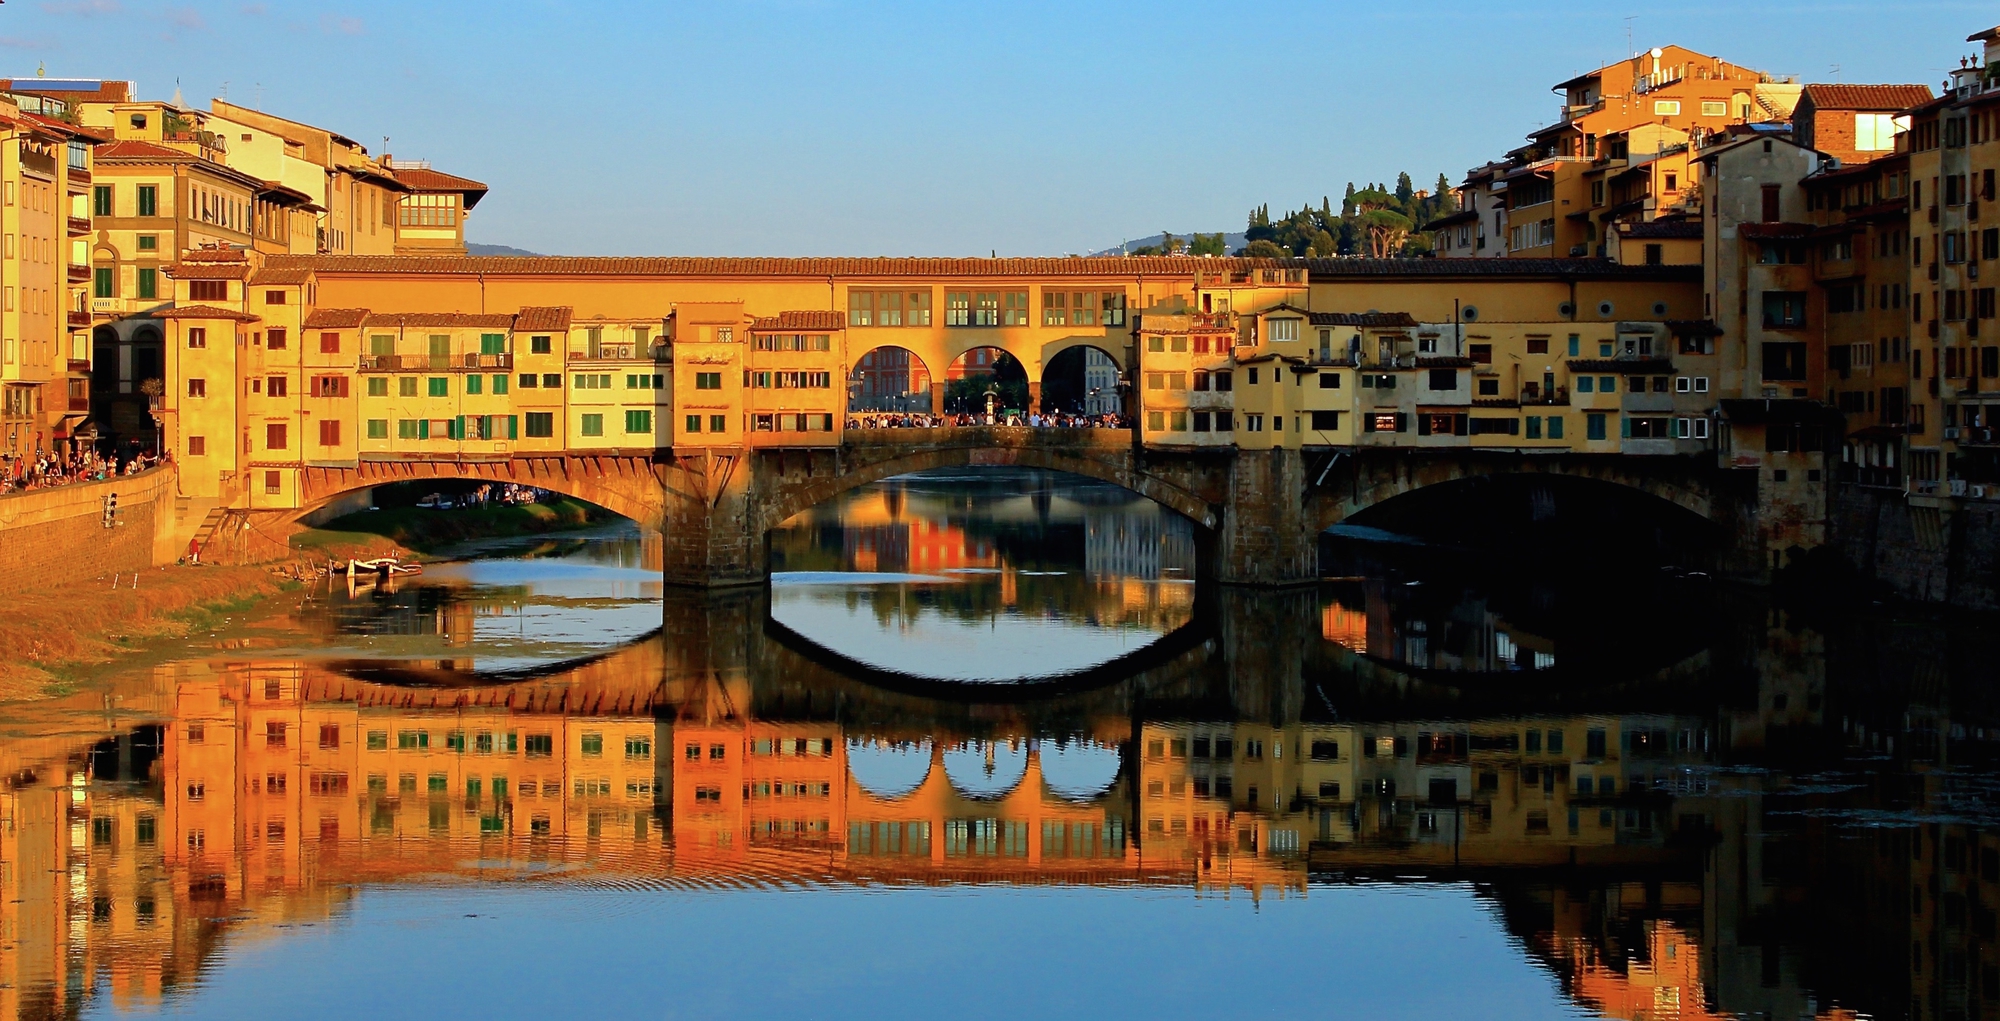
top-left (4, 468), bottom-right (1997, 1020)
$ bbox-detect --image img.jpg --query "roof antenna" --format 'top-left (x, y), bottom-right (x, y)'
top-left (1624, 15), bottom-right (1636, 57)
top-left (1830, 63), bottom-right (1841, 81)
top-left (254, 82), bottom-right (262, 109)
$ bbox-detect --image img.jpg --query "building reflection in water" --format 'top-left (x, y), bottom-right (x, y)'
top-left (3, 589), bottom-right (1996, 1021)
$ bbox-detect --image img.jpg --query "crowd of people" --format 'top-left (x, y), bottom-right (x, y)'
top-left (846, 411), bottom-right (1132, 430)
top-left (1, 445), bottom-right (167, 494)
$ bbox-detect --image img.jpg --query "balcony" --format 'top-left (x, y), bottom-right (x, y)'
top-left (358, 353), bottom-right (515, 371)
top-left (18, 148), bottom-right (55, 179)
top-left (66, 216), bottom-right (91, 237)
top-left (1520, 386), bottom-right (1570, 406)
top-left (67, 359), bottom-right (89, 374)
top-left (65, 165), bottom-right (89, 187)
top-left (67, 264), bottom-right (91, 283)
top-left (68, 395), bottom-right (89, 412)
top-left (67, 310), bottom-right (91, 327)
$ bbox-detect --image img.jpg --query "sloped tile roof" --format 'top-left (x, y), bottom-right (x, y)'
top-left (182, 248), bottom-right (248, 263)
top-left (1619, 219), bottom-right (1703, 239)
top-left (1308, 312), bottom-right (1419, 328)
top-left (512, 306), bottom-right (573, 332)
top-left (1801, 84), bottom-right (1935, 112)
top-left (165, 263), bottom-right (248, 279)
top-left (1303, 257), bottom-right (1701, 281)
top-left (247, 266), bottom-right (312, 285)
top-left (154, 304), bottom-right (259, 322)
top-left (93, 139), bottom-right (193, 162)
top-left (302, 308), bottom-right (370, 329)
top-left (750, 310), bottom-right (845, 332)
top-left (392, 167), bottom-right (489, 208)
top-left (262, 254), bottom-right (1285, 278)
top-left (362, 312), bottom-right (518, 329)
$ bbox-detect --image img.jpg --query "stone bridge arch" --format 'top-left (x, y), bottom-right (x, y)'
top-left (751, 429), bottom-right (1223, 537)
top-left (1310, 450), bottom-right (1728, 536)
top-left (295, 454), bottom-right (682, 531)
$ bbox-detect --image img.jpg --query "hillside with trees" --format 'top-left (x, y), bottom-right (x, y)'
top-left (1235, 172), bottom-right (1458, 258)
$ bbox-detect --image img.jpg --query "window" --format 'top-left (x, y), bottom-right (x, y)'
top-left (515, 412), bottom-right (551, 438)
top-left (422, 377), bottom-right (446, 397)
top-left (625, 409), bottom-right (652, 434)
top-left (684, 414), bottom-right (701, 434)
top-left (848, 289), bottom-right (932, 327)
top-left (187, 435), bottom-right (206, 456)
top-left (466, 375), bottom-right (482, 395)
top-left (137, 234), bottom-right (157, 251)
top-left (1763, 292), bottom-right (1807, 329)
top-left (1268, 318), bottom-right (1300, 342)
top-left (93, 266), bottom-right (113, 298)
top-left (580, 413), bottom-right (603, 437)
top-left (1586, 413), bottom-right (1607, 441)
top-left (136, 268), bottom-right (157, 299)
top-left (1318, 372), bottom-right (1340, 389)
top-left (317, 420), bottom-right (340, 445)
top-left (137, 185), bottom-right (157, 217)
top-left (695, 372), bottom-right (721, 390)
top-left (1761, 185), bottom-right (1782, 223)
top-left (398, 193), bottom-right (458, 226)
top-left (92, 184), bottom-right (111, 216)
top-left (1762, 342), bottom-right (1808, 380)
top-left (266, 423), bottom-right (288, 450)
top-left (1310, 411), bottom-right (1341, 430)
top-left (1701, 100), bottom-right (1728, 117)
top-left (365, 419), bottom-right (388, 439)
top-left (1653, 100), bottom-right (1680, 116)
top-left (1427, 368), bottom-right (1457, 390)
top-left (186, 378), bottom-right (206, 398)
top-left (396, 376), bottom-right (418, 397)
top-left (189, 280), bottom-right (227, 302)
top-left (710, 414), bottom-right (727, 433)
top-left (492, 374), bottom-right (508, 394)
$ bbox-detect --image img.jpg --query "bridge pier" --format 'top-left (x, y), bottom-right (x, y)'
top-left (1206, 448), bottom-right (1319, 587)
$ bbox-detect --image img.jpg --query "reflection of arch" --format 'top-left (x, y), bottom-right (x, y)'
top-left (761, 444), bottom-right (1218, 535)
top-left (942, 739), bottom-right (1028, 800)
top-left (847, 739), bottom-right (933, 799)
top-left (1038, 344), bottom-right (1124, 416)
top-left (1039, 740), bottom-right (1122, 802)
top-left (849, 345), bottom-right (932, 412)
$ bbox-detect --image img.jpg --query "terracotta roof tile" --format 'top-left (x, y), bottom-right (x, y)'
top-left (154, 304), bottom-right (259, 322)
top-left (750, 310), bottom-right (844, 332)
top-left (263, 254), bottom-right (1287, 278)
top-left (1801, 84), bottom-right (1935, 112)
top-left (303, 308), bottom-right (370, 329)
top-left (1738, 222), bottom-right (1816, 239)
top-left (363, 312), bottom-right (518, 329)
top-left (512, 306), bottom-right (573, 332)
top-left (165, 263), bottom-right (249, 279)
top-left (93, 139), bottom-right (194, 162)
top-left (247, 266), bottom-right (312, 286)
top-left (1308, 311), bottom-right (1419, 328)
top-left (182, 248), bottom-right (248, 263)
top-left (391, 167), bottom-right (489, 208)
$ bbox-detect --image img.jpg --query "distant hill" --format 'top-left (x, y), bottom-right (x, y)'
top-left (465, 243), bottom-right (541, 257)
top-left (1089, 232), bottom-right (1245, 257)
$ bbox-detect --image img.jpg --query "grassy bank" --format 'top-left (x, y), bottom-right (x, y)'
top-left (0, 564), bottom-right (295, 701)
top-left (292, 497), bottom-right (611, 556)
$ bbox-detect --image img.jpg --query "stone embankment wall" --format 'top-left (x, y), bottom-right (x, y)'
top-left (1833, 485), bottom-right (2000, 609)
top-left (0, 468), bottom-right (179, 594)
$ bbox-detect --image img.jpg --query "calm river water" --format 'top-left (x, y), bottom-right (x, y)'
top-left (4, 467), bottom-right (1997, 1020)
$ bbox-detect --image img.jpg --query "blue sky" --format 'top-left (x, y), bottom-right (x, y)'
top-left (5, 1), bottom-right (1991, 256)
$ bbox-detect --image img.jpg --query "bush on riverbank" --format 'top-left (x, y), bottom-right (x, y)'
top-left (294, 497), bottom-right (610, 554)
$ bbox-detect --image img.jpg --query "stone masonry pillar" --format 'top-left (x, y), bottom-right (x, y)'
top-left (659, 455), bottom-right (767, 588)
top-left (1209, 447), bottom-right (1318, 586)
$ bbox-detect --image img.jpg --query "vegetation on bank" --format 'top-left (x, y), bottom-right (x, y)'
top-left (0, 565), bottom-right (294, 701)
top-left (292, 497), bottom-right (612, 556)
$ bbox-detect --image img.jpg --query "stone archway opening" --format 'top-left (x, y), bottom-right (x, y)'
top-left (942, 347), bottom-right (1028, 416)
top-left (1039, 344), bottom-right (1124, 417)
top-left (848, 345), bottom-right (933, 414)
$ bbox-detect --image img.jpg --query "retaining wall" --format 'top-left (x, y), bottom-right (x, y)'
top-left (0, 467), bottom-right (179, 594)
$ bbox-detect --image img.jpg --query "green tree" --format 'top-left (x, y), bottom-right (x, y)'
top-left (1189, 232), bottom-right (1227, 256)
top-left (1241, 239), bottom-right (1288, 258)
top-left (1309, 229), bottom-right (1337, 258)
top-left (1395, 172), bottom-right (1414, 205)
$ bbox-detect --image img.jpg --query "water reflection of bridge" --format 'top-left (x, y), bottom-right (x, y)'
top-left (0, 589), bottom-right (1940, 1021)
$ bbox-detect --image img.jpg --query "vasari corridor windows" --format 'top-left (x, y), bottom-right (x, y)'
top-left (848, 290), bottom-right (933, 327)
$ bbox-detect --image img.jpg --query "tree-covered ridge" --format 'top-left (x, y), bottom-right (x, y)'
top-left (1238, 172), bottom-right (1457, 258)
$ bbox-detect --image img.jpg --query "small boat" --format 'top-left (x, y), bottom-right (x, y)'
top-left (329, 557), bottom-right (423, 576)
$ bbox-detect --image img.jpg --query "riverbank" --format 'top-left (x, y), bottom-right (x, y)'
top-left (291, 497), bottom-right (610, 557)
top-left (0, 499), bottom-right (615, 702)
top-left (0, 562), bottom-right (298, 701)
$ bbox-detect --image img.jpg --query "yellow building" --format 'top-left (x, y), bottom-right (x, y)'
top-left (0, 89), bottom-right (99, 456)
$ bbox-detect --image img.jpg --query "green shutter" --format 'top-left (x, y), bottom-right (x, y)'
top-left (455, 416), bottom-right (465, 440)
top-left (507, 415), bottom-right (518, 440)
top-left (419, 419), bottom-right (430, 440)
